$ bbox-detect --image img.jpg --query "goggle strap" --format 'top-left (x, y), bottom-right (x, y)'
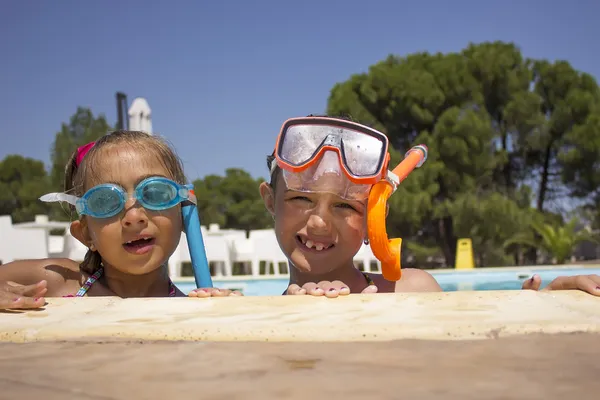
top-left (186, 190), bottom-right (198, 205)
top-left (39, 192), bottom-right (79, 207)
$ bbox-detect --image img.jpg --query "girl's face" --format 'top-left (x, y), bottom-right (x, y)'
top-left (260, 173), bottom-right (367, 275)
top-left (71, 145), bottom-right (182, 276)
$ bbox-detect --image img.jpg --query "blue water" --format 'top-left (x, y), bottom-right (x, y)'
top-left (173, 267), bottom-right (600, 296)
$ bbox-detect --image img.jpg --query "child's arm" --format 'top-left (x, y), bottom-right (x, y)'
top-left (522, 273), bottom-right (600, 296)
top-left (0, 258), bottom-right (78, 309)
top-left (0, 259), bottom-right (52, 309)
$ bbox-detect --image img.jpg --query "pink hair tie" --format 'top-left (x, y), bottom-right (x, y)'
top-left (75, 141), bottom-right (96, 167)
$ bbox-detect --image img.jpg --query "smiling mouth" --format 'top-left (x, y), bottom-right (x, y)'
top-left (296, 235), bottom-right (334, 252)
top-left (123, 237), bottom-right (155, 250)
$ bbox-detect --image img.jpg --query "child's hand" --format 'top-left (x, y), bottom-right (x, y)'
top-left (188, 287), bottom-right (243, 298)
top-left (0, 280), bottom-right (47, 310)
top-left (522, 274), bottom-right (600, 296)
top-left (286, 280), bottom-right (378, 298)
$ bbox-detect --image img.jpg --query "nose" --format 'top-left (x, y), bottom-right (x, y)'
top-left (306, 203), bottom-right (331, 234)
top-left (121, 199), bottom-right (148, 228)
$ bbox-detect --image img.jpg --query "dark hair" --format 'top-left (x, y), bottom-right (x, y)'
top-left (64, 130), bottom-right (186, 274)
top-left (266, 114), bottom-right (356, 190)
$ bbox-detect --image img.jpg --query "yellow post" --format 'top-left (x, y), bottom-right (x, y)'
top-left (455, 238), bottom-right (475, 269)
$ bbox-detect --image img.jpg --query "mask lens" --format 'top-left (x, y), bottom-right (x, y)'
top-left (342, 132), bottom-right (384, 176)
top-left (279, 125), bottom-right (331, 166)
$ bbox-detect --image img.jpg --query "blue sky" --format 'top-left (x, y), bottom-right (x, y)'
top-left (1, 0), bottom-right (599, 182)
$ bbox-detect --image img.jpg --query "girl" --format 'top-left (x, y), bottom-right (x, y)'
top-left (259, 115), bottom-right (600, 298)
top-left (0, 130), bottom-right (239, 310)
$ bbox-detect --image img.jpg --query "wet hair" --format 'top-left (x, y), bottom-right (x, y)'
top-left (266, 114), bottom-right (356, 191)
top-left (64, 130), bottom-right (186, 274)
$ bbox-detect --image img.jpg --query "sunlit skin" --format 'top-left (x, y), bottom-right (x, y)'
top-left (260, 170), bottom-right (600, 298)
top-left (69, 146), bottom-right (184, 297)
top-left (0, 144), bottom-right (239, 309)
top-left (260, 172), bottom-right (443, 297)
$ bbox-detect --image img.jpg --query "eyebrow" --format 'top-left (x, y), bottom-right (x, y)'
top-left (103, 174), bottom-right (171, 188)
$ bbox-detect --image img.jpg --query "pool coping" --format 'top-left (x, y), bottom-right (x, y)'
top-left (1, 290), bottom-right (599, 343)
top-left (172, 263), bottom-right (600, 282)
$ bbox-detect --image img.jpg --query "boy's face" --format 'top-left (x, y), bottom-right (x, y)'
top-left (260, 173), bottom-right (367, 275)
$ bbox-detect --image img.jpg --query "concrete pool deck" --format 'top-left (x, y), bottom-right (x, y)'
top-left (2, 334), bottom-right (599, 399)
top-left (1, 290), bottom-right (600, 399)
top-left (1, 290), bottom-right (599, 343)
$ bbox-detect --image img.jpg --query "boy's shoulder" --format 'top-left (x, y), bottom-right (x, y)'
top-left (393, 268), bottom-right (443, 293)
top-left (367, 268), bottom-right (442, 293)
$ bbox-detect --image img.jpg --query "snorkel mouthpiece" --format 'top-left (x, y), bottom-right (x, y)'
top-left (367, 144), bottom-right (428, 281)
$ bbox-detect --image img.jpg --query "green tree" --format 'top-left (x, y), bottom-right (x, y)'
top-left (504, 217), bottom-right (598, 264)
top-left (462, 41), bottom-right (533, 195)
top-left (559, 106), bottom-right (600, 229)
top-left (326, 41), bottom-right (600, 267)
top-left (0, 155), bottom-right (53, 223)
top-left (50, 107), bottom-right (112, 191)
top-left (525, 61), bottom-right (600, 212)
top-left (193, 168), bottom-right (272, 233)
top-left (328, 49), bottom-right (500, 265)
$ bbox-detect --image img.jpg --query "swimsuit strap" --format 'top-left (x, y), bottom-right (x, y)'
top-left (66, 267), bottom-right (178, 297)
top-left (74, 267), bottom-right (105, 297)
top-left (168, 279), bottom-right (177, 297)
top-left (362, 272), bottom-right (375, 287)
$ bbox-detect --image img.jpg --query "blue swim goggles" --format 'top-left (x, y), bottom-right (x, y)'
top-left (40, 176), bottom-right (196, 218)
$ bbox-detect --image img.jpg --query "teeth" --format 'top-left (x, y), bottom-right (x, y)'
top-left (303, 239), bottom-right (330, 251)
top-left (126, 238), bottom-right (150, 244)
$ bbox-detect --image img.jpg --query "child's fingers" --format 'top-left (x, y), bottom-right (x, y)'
top-left (565, 275), bottom-right (600, 296)
top-left (188, 288), bottom-right (208, 298)
top-left (521, 275), bottom-right (541, 290)
top-left (286, 284), bottom-right (306, 295)
top-left (4, 280), bottom-right (47, 297)
top-left (209, 288), bottom-right (231, 297)
top-left (188, 288), bottom-right (226, 298)
top-left (302, 282), bottom-right (324, 296)
top-left (361, 284), bottom-right (378, 294)
top-left (0, 295), bottom-right (45, 310)
top-left (319, 280), bottom-right (350, 298)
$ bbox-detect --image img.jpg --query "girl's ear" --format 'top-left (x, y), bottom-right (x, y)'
top-left (71, 219), bottom-right (94, 249)
top-left (259, 182), bottom-right (276, 217)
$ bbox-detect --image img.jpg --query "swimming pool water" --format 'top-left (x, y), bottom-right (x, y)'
top-left (173, 267), bottom-right (600, 296)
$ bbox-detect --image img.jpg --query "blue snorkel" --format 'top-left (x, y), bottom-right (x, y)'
top-left (181, 186), bottom-right (214, 288)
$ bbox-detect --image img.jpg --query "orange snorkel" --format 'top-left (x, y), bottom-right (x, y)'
top-left (367, 144), bottom-right (428, 281)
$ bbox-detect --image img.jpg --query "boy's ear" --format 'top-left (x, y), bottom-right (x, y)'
top-left (259, 182), bottom-right (276, 216)
top-left (70, 219), bottom-right (94, 249)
